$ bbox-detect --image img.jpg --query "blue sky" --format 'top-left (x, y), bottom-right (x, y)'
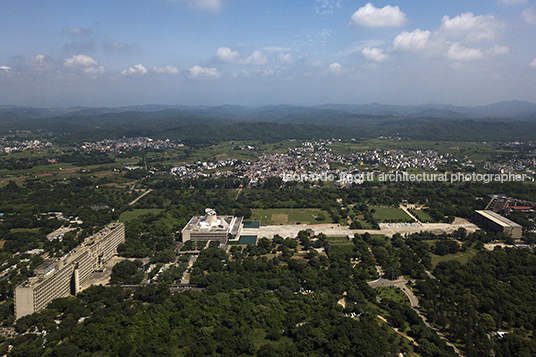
top-left (1, 0), bottom-right (536, 107)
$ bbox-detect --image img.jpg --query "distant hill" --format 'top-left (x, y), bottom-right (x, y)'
top-left (1, 101), bottom-right (536, 143)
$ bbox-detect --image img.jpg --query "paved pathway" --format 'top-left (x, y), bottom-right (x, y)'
top-left (128, 189), bottom-right (153, 206)
top-left (242, 219), bottom-right (479, 239)
top-left (367, 275), bottom-right (463, 356)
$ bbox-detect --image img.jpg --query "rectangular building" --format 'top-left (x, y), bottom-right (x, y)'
top-left (15, 223), bottom-right (125, 319)
top-left (182, 208), bottom-right (243, 244)
top-left (474, 210), bottom-right (522, 239)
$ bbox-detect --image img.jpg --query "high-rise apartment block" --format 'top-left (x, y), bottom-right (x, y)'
top-left (15, 223), bottom-right (125, 319)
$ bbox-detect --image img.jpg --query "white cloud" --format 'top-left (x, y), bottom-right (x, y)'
top-left (0, 66), bottom-right (12, 72)
top-left (315, 0), bottom-right (342, 15)
top-left (26, 55), bottom-right (54, 72)
top-left (64, 54), bottom-right (98, 67)
top-left (83, 66), bottom-right (105, 74)
top-left (311, 60), bottom-right (327, 67)
top-left (362, 47), bottom-right (389, 62)
top-left (243, 51), bottom-right (269, 65)
top-left (66, 26), bottom-right (93, 36)
top-left (447, 43), bottom-right (484, 61)
top-left (488, 45), bottom-right (509, 55)
top-left (499, 0), bottom-right (528, 4)
top-left (171, 0), bottom-right (222, 12)
top-left (276, 53), bottom-right (295, 65)
top-left (440, 12), bottom-right (503, 42)
top-left (215, 47), bottom-right (241, 64)
top-left (31, 55), bottom-right (45, 63)
top-left (350, 3), bottom-right (407, 27)
top-left (153, 65), bottom-right (180, 74)
top-left (391, 29), bottom-right (432, 52)
top-left (121, 64), bottom-right (148, 76)
top-left (188, 65), bottom-right (221, 78)
top-left (329, 62), bottom-right (342, 73)
top-left (214, 48), bottom-right (269, 65)
top-left (523, 8), bottom-right (536, 24)
top-left (530, 58), bottom-right (536, 67)
top-left (103, 41), bottom-right (132, 53)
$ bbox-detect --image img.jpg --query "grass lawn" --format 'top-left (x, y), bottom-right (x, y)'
top-left (429, 247), bottom-right (478, 268)
top-left (326, 236), bottom-right (355, 255)
top-left (411, 210), bottom-right (435, 223)
top-left (371, 207), bottom-right (414, 222)
top-left (249, 328), bottom-right (294, 349)
top-left (376, 286), bottom-right (411, 307)
top-left (250, 208), bottom-right (331, 225)
top-left (119, 209), bottom-right (164, 222)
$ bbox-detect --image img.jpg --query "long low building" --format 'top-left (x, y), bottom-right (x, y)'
top-left (474, 210), bottom-right (522, 239)
top-left (15, 223), bottom-right (125, 319)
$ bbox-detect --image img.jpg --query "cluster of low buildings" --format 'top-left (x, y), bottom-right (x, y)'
top-left (0, 138), bottom-right (53, 153)
top-left (80, 137), bottom-right (183, 152)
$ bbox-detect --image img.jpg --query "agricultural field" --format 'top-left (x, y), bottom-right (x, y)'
top-left (250, 208), bottom-right (330, 225)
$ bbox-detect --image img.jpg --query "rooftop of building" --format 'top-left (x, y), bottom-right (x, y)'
top-left (475, 210), bottom-right (522, 228)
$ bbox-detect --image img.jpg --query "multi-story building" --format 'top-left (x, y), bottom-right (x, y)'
top-left (182, 208), bottom-right (243, 244)
top-left (474, 210), bottom-right (522, 239)
top-left (14, 223), bottom-right (125, 319)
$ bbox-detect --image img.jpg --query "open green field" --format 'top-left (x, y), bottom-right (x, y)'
top-left (250, 208), bottom-right (330, 225)
top-left (119, 209), bottom-right (164, 222)
top-left (429, 247), bottom-right (478, 268)
top-left (376, 286), bottom-right (411, 307)
top-left (371, 207), bottom-right (414, 222)
top-left (411, 210), bottom-right (435, 223)
top-left (326, 236), bottom-right (355, 255)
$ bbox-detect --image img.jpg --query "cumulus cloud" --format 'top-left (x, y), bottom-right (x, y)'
top-left (447, 43), bottom-right (484, 61)
top-left (188, 65), bottom-right (221, 78)
top-left (215, 47), bottom-right (241, 64)
top-left (391, 29), bottom-right (432, 52)
top-left (530, 58), bottom-right (536, 67)
top-left (329, 62), bottom-right (342, 73)
top-left (276, 53), bottom-right (295, 65)
top-left (488, 45), bottom-right (509, 55)
top-left (214, 47), bottom-right (268, 65)
top-left (362, 47), bottom-right (389, 62)
top-left (170, 0), bottom-right (222, 12)
top-left (26, 55), bottom-right (54, 72)
top-left (122, 64), bottom-right (148, 76)
top-left (65, 26), bottom-right (93, 36)
top-left (523, 8), bottom-right (536, 24)
top-left (242, 51), bottom-right (269, 65)
top-left (0, 66), bottom-right (12, 73)
top-left (153, 65), bottom-right (180, 74)
top-left (350, 3), bottom-right (407, 27)
top-left (64, 54), bottom-right (99, 67)
top-left (83, 66), bottom-right (105, 74)
top-left (440, 12), bottom-right (503, 42)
